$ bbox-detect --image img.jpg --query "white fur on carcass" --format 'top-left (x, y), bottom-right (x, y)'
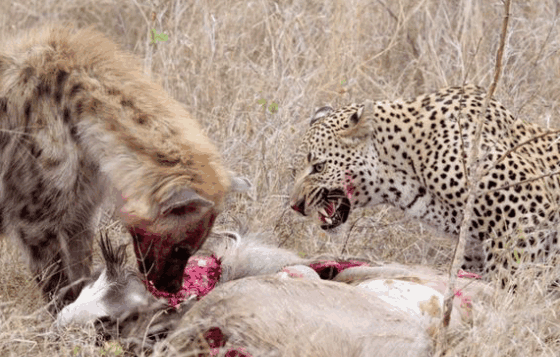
top-left (54, 235), bottom-right (158, 328)
top-left (56, 270), bottom-right (151, 327)
top-left (360, 279), bottom-right (444, 316)
top-left (334, 264), bottom-right (493, 331)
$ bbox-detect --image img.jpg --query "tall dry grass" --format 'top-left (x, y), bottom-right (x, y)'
top-left (1, 0), bottom-right (560, 356)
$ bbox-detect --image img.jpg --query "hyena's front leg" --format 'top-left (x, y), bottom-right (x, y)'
top-left (14, 221), bottom-right (94, 312)
top-left (1, 142), bottom-right (102, 311)
top-left (53, 224), bottom-right (96, 311)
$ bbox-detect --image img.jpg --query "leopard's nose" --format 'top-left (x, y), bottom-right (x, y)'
top-left (291, 198), bottom-right (307, 216)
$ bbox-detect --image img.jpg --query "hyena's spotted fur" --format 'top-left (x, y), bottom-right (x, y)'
top-left (0, 25), bottom-right (230, 308)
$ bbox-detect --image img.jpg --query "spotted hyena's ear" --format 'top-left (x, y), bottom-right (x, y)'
top-left (160, 188), bottom-right (214, 220)
top-left (340, 100), bottom-right (374, 143)
top-left (310, 106), bottom-right (334, 126)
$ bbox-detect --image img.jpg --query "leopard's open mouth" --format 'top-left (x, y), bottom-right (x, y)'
top-left (318, 189), bottom-right (351, 230)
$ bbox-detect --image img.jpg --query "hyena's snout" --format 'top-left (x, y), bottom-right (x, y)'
top-left (154, 244), bottom-right (193, 293)
top-left (119, 187), bottom-right (220, 294)
top-left (132, 245), bottom-right (189, 293)
top-left (129, 204), bottom-right (218, 294)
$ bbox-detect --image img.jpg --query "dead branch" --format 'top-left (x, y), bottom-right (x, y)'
top-left (480, 129), bottom-right (560, 179)
top-left (458, 37), bottom-right (485, 188)
top-left (437, 0), bottom-right (512, 351)
top-left (482, 169), bottom-right (560, 195)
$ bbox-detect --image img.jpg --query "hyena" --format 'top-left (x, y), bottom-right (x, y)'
top-left (0, 25), bottom-right (237, 309)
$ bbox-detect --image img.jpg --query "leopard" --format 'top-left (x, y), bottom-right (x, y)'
top-left (0, 25), bottom-right (242, 309)
top-left (290, 85), bottom-right (560, 285)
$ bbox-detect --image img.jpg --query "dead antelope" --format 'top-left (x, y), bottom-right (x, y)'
top-left (160, 274), bottom-right (433, 357)
top-left (55, 231), bottom-right (308, 327)
top-left (56, 232), bottom-right (491, 356)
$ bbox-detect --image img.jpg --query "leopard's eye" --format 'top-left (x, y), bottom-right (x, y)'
top-left (313, 162), bottom-right (325, 173)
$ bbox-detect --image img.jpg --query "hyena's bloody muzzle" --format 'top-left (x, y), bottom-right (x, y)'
top-left (129, 208), bottom-right (217, 293)
top-left (117, 187), bottom-right (220, 293)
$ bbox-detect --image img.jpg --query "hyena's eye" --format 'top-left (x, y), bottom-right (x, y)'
top-left (312, 162), bottom-right (326, 174)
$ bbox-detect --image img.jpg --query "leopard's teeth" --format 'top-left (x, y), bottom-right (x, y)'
top-left (319, 208), bottom-right (329, 218)
top-left (324, 217), bottom-right (333, 225)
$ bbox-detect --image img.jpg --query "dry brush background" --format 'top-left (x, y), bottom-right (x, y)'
top-left (1, 0), bottom-right (560, 356)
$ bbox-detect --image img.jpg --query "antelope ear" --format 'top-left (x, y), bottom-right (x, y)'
top-left (228, 172), bottom-right (252, 193)
top-left (310, 106), bottom-right (334, 126)
top-left (98, 232), bottom-right (128, 279)
top-left (160, 188), bottom-right (214, 218)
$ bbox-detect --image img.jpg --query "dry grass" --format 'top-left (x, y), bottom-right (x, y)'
top-left (1, 0), bottom-right (560, 356)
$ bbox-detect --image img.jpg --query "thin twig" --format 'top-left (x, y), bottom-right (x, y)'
top-left (458, 37), bottom-right (485, 188)
top-left (480, 129), bottom-right (560, 179)
top-left (341, 215), bottom-right (370, 255)
top-left (482, 170), bottom-right (560, 195)
top-left (437, 0), bottom-right (512, 351)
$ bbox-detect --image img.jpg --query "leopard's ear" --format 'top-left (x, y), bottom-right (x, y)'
top-left (340, 101), bottom-right (374, 143)
top-left (310, 106), bottom-right (334, 126)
